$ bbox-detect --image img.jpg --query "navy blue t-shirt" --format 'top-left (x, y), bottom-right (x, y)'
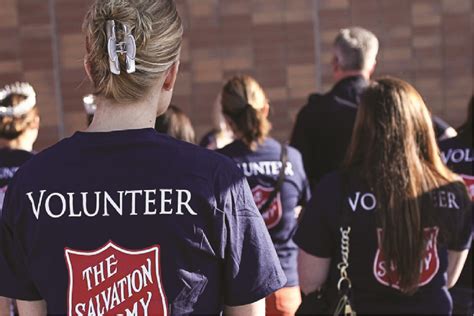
top-left (0, 129), bottom-right (286, 315)
top-left (0, 148), bottom-right (34, 214)
top-left (218, 138), bottom-right (310, 287)
top-left (440, 129), bottom-right (473, 289)
top-left (294, 171), bottom-right (472, 314)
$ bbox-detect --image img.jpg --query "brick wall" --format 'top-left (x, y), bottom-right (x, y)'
top-left (0, 0), bottom-right (472, 150)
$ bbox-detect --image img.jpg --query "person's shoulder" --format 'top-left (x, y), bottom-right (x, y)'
top-left (316, 169), bottom-right (363, 193)
top-left (307, 92), bottom-right (326, 106)
top-left (198, 129), bottom-right (217, 148)
top-left (432, 115), bottom-right (451, 130)
top-left (305, 92), bottom-right (329, 111)
top-left (439, 133), bottom-right (463, 151)
top-left (294, 92), bottom-right (327, 116)
top-left (0, 148), bottom-right (34, 164)
top-left (286, 143), bottom-right (303, 162)
top-left (163, 135), bottom-right (239, 170)
top-left (317, 170), bottom-right (344, 188)
top-left (216, 140), bottom-right (237, 156)
top-left (11, 149), bottom-right (34, 159)
top-left (7, 137), bottom-right (74, 187)
top-left (18, 137), bottom-right (72, 168)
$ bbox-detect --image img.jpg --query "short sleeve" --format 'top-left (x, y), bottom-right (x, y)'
top-left (293, 173), bottom-right (339, 258)
top-left (216, 162), bottom-right (287, 306)
top-left (0, 177), bottom-right (41, 300)
top-left (447, 184), bottom-right (473, 251)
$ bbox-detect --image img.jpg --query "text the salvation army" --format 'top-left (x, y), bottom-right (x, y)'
top-left (76, 254), bottom-right (153, 316)
top-left (26, 189), bottom-right (197, 219)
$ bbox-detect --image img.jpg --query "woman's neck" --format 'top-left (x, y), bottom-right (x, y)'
top-left (87, 96), bottom-right (160, 132)
top-left (0, 136), bottom-right (33, 152)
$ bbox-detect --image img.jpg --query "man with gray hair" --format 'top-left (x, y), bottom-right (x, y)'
top-left (290, 26), bottom-right (378, 189)
top-left (332, 27), bottom-right (378, 82)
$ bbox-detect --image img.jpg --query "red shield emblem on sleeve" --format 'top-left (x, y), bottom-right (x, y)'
top-left (373, 227), bottom-right (440, 290)
top-left (460, 174), bottom-right (474, 201)
top-left (251, 185), bottom-right (283, 229)
top-left (64, 241), bottom-right (168, 316)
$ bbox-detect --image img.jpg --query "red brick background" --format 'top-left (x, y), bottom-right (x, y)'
top-left (0, 0), bottom-right (472, 150)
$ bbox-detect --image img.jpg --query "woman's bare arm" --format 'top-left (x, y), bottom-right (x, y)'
top-left (447, 249), bottom-right (469, 288)
top-left (16, 300), bottom-right (46, 316)
top-left (298, 249), bottom-right (331, 295)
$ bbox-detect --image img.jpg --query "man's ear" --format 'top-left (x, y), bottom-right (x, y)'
top-left (163, 61), bottom-right (180, 92)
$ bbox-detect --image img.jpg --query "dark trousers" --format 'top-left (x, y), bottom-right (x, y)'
top-left (450, 287), bottom-right (473, 315)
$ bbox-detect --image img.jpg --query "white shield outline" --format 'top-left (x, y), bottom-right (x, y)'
top-left (251, 184), bottom-right (283, 229)
top-left (64, 241), bottom-right (168, 316)
top-left (373, 227), bottom-right (440, 290)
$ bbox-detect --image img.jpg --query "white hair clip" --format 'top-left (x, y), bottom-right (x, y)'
top-left (82, 94), bottom-right (97, 115)
top-left (106, 20), bottom-right (136, 75)
top-left (0, 82), bottom-right (36, 117)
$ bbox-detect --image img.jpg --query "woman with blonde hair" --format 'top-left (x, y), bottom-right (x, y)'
top-left (0, 1), bottom-right (285, 315)
top-left (294, 77), bottom-right (471, 314)
top-left (218, 75), bottom-right (310, 316)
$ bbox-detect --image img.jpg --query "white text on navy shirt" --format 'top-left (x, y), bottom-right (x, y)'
top-left (347, 190), bottom-right (460, 212)
top-left (238, 161), bottom-right (294, 177)
top-left (26, 189), bottom-right (197, 219)
top-left (441, 148), bottom-right (473, 164)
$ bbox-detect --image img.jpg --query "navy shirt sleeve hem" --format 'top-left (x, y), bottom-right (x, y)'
top-left (293, 234), bottom-right (332, 258)
top-left (0, 289), bottom-right (42, 301)
top-left (223, 275), bottom-right (287, 306)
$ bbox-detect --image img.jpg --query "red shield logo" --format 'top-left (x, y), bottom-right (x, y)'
top-left (251, 185), bottom-right (283, 229)
top-left (460, 174), bottom-right (474, 201)
top-left (373, 227), bottom-right (440, 290)
top-left (65, 241), bottom-right (168, 316)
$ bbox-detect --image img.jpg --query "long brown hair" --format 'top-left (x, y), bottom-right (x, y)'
top-left (344, 77), bottom-right (460, 293)
top-left (221, 75), bottom-right (271, 150)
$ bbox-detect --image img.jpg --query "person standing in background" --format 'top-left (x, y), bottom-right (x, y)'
top-left (290, 27), bottom-right (379, 189)
top-left (290, 26), bottom-right (455, 189)
top-left (294, 78), bottom-right (471, 314)
top-left (155, 104), bottom-right (195, 143)
top-left (218, 75), bottom-right (310, 316)
top-left (440, 96), bottom-right (473, 315)
top-left (0, 82), bottom-right (39, 316)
